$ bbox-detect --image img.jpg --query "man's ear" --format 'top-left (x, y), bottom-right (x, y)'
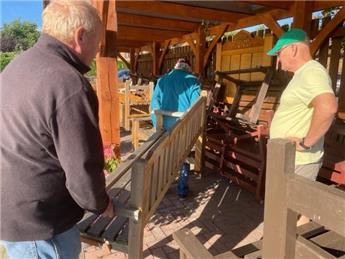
top-left (73, 27), bottom-right (86, 53)
top-left (292, 44), bottom-right (298, 57)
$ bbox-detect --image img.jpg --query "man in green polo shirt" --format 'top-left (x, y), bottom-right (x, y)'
top-left (267, 29), bottom-right (338, 224)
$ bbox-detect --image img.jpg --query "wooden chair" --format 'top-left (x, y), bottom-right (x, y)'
top-left (78, 97), bottom-right (206, 259)
top-left (119, 79), bottom-right (154, 131)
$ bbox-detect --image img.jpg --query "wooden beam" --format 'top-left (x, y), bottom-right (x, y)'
top-left (116, 39), bottom-right (150, 48)
top-left (92, 0), bottom-right (120, 154)
top-left (117, 13), bottom-right (198, 32)
top-left (208, 9), bottom-right (290, 36)
top-left (158, 40), bottom-right (171, 75)
top-left (291, 1), bottom-right (313, 35)
top-left (203, 24), bottom-right (229, 68)
top-left (259, 12), bottom-right (285, 37)
top-left (313, 1), bottom-right (345, 11)
top-left (117, 25), bottom-right (185, 42)
top-left (117, 52), bottom-right (130, 69)
top-left (116, 1), bottom-right (249, 23)
top-left (242, 1), bottom-right (292, 10)
top-left (310, 5), bottom-right (345, 56)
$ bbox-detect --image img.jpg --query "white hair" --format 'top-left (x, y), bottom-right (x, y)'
top-left (42, 0), bottom-right (101, 44)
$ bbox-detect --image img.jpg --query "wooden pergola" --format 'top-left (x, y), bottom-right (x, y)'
top-left (45, 1), bottom-right (345, 152)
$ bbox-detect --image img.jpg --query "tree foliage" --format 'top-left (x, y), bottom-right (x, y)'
top-left (0, 52), bottom-right (18, 71)
top-left (0, 19), bottom-right (40, 52)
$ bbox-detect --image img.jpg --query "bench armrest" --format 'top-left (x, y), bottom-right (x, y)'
top-left (173, 228), bottom-right (214, 259)
top-left (154, 110), bottom-right (185, 118)
top-left (116, 207), bottom-right (141, 221)
top-left (113, 199), bottom-right (141, 221)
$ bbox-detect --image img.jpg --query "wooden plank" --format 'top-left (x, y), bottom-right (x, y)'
top-left (102, 216), bottom-right (128, 241)
top-left (338, 55), bottom-right (345, 116)
top-left (173, 228), bottom-right (214, 259)
top-left (248, 70), bottom-right (272, 123)
top-left (329, 36), bottom-right (342, 92)
top-left (295, 236), bottom-right (336, 259)
top-left (286, 175), bottom-right (345, 237)
top-left (87, 176), bottom-right (132, 237)
top-left (128, 159), bottom-right (147, 259)
top-left (259, 12), bottom-right (284, 37)
top-left (132, 119), bottom-right (139, 149)
top-left (291, 1), bottom-right (312, 35)
top-left (310, 230), bottom-right (345, 253)
top-left (310, 5), bottom-right (345, 56)
top-left (117, 13), bottom-right (197, 32)
top-left (116, 1), bottom-right (248, 23)
top-left (150, 156), bottom-right (159, 210)
top-left (105, 130), bottom-right (164, 189)
top-left (117, 25), bottom-right (185, 42)
top-left (262, 139), bottom-right (298, 259)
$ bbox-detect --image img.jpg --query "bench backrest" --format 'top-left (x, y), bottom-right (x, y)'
top-left (128, 96), bottom-right (206, 258)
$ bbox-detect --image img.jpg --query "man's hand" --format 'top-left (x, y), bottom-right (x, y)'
top-left (102, 198), bottom-right (115, 218)
top-left (288, 137), bottom-right (305, 151)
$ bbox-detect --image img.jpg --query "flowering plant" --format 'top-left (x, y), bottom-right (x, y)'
top-left (103, 144), bottom-right (119, 176)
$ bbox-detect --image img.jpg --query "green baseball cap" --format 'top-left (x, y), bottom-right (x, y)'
top-left (267, 28), bottom-right (307, 56)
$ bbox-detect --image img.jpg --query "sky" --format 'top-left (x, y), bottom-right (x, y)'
top-left (1, 1), bottom-right (43, 28)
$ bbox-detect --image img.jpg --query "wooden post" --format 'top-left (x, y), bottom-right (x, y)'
top-left (195, 26), bottom-right (206, 76)
top-left (124, 81), bottom-right (130, 131)
top-left (128, 159), bottom-right (148, 259)
top-left (152, 42), bottom-right (160, 76)
top-left (291, 0), bottom-right (313, 34)
top-left (194, 97), bottom-right (206, 173)
top-left (130, 48), bottom-right (135, 73)
top-left (262, 139), bottom-right (298, 259)
top-left (92, 0), bottom-right (120, 155)
top-left (155, 111), bottom-right (164, 132)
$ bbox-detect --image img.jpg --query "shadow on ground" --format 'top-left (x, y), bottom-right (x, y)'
top-left (144, 171), bottom-right (264, 258)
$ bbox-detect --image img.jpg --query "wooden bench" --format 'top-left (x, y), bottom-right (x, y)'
top-left (204, 68), bottom-right (286, 201)
top-left (173, 139), bottom-right (345, 258)
top-left (78, 97), bottom-right (206, 259)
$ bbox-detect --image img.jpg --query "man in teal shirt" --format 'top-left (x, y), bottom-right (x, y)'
top-left (151, 58), bottom-right (201, 198)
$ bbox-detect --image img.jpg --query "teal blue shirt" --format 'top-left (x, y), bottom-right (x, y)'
top-left (151, 69), bottom-right (201, 129)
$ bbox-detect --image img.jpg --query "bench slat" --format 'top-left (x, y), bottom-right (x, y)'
top-left (77, 214), bottom-right (99, 233)
top-left (102, 216), bottom-right (129, 241)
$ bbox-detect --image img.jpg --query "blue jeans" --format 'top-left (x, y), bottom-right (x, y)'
top-left (1, 226), bottom-right (81, 259)
top-left (177, 162), bottom-right (190, 197)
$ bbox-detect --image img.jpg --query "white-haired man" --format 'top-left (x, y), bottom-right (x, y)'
top-left (0, 1), bottom-right (113, 258)
top-left (268, 28), bottom-right (337, 225)
top-left (151, 58), bottom-right (201, 199)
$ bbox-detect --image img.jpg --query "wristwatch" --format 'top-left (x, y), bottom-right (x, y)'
top-left (299, 138), bottom-right (312, 151)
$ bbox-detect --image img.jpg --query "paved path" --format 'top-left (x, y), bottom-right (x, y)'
top-left (83, 172), bottom-right (264, 259)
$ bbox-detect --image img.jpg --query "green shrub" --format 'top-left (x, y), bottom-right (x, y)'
top-left (0, 51), bottom-right (19, 71)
